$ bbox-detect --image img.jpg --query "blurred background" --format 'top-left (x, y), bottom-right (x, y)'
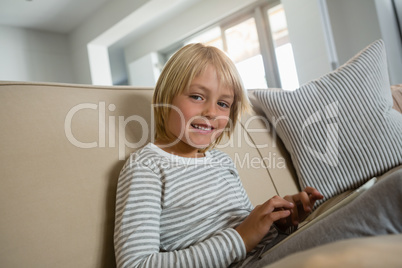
top-left (0, 0), bottom-right (401, 89)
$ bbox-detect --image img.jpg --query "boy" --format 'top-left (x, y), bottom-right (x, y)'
top-left (114, 43), bottom-right (401, 268)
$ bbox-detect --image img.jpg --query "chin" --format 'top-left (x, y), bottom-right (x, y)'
top-left (191, 143), bottom-right (211, 149)
top-left (187, 139), bottom-right (213, 149)
top-left (186, 133), bottom-right (222, 150)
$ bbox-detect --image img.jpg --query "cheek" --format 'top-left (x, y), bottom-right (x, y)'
top-left (166, 111), bottom-right (181, 135)
top-left (214, 119), bottom-right (230, 136)
top-left (167, 107), bottom-right (192, 135)
top-left (218, 112), bottom-right (232, 128)
top-left (170, 101), bottom-right (194, 121)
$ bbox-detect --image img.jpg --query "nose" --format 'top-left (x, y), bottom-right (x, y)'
top-left (202, 101), bottom-right (217, 120)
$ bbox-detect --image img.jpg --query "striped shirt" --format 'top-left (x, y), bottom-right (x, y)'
top-left (114, 143), bottom-right (278, 267)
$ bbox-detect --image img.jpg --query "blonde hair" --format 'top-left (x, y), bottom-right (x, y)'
top-left (152, 43), bottom-right (250, 151)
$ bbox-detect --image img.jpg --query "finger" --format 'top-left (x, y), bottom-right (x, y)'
top-left (262, 196), bottom-right (294, 213)
top-left (275, 216), bottom-right (287, 226)
top-left (302, 188), bottom-right (321, 208)
top-left (273, 207), bottom-right (291, 227)
top-left (268, 209), bottom-right (291, 223)
top-left (283, 196), bottom-right (299, 225)
top-left (298, 191), bottom-right (312, 212)
top-left (289, 192), bottom-right (311, 213)
top-left (304, 187), bottom-right (324, 200)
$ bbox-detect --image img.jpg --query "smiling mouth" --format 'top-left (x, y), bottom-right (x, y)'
top-left (191, 123), bottom-right (214, 131)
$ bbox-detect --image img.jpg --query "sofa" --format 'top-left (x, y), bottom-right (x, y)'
top-left (1, 41), bottom-right (401, 267)
top-left (0, 80), bottom-right (400, 267)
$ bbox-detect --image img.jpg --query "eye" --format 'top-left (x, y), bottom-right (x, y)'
top-left (190, 95), bottom-right (203, 101)
top-left (218, 101), bottom-right (230, 108)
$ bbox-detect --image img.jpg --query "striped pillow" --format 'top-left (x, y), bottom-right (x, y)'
top-left (254, 40), bottom-right (402, 205)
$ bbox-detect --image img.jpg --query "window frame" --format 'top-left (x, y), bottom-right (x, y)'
top-left (160, 0), bottom-right (286, 89)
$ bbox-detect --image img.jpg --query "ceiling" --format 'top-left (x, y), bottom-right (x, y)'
top-left (0, 0), bottom-right (114, 33)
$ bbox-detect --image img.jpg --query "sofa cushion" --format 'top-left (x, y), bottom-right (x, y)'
top-left (253, 40), bottom-right (402, 205)
top-left (0, 82), bottom-right (155, 268)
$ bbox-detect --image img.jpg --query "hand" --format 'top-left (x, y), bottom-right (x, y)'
top-left (235, 196), bottom-right (294, 252)
top-left (276, 187), bottom-right (324, 230)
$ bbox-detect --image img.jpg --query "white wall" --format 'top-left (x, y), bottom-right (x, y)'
top-left (396, 0), bottom-right (402, 26)
top-left (122, 0), bottom-right (402, 86)
top-left (68, 0), bottom-right (149, 84)
top-left (2, 0), bottom-right (400, 86)
top-left (109, 46), bottom-right (128, 85)
top-left (280, 0), bottom-right (402, 85)
top-left (128, 53), bottom-right (160, 86)
top-left (123, 0), bottom-right (262, 66)
top-left (374, 0), bottom-right (402, 85)
top-left (0, 25), bottom-right (74, 83)
top-left (326, 0), bottom-right (382, 65)
top-left (281, 0), bottom-right (332, 85)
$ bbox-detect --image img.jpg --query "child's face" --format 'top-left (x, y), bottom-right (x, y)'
top-left (166, 65), bottom-right (234, 156)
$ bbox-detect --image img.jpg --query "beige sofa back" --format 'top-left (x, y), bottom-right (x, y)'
top-left (0, 82), bottom-right (297, 268)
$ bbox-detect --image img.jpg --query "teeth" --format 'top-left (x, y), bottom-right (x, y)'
top-left (192, 124), bottom-right (211, 131)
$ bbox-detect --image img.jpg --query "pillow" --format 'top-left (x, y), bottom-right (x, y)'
top-left (254, 40), bottom-right (402, 205)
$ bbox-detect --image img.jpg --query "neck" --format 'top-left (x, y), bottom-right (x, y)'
top-left (154, 139), bottom-right (206, 158)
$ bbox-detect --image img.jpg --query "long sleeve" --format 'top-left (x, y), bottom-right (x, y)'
top-left (114, 156), bottom-right (247, 268)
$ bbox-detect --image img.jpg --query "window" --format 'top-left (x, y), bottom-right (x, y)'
top-left (162, 2), bottom-right (298, 90)
top-left (186, 27), bottom-right (223, 51)
top-left (267, 4), bottom-right (299, 90)
top-left (224, 17), bottom-right (267, 89)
